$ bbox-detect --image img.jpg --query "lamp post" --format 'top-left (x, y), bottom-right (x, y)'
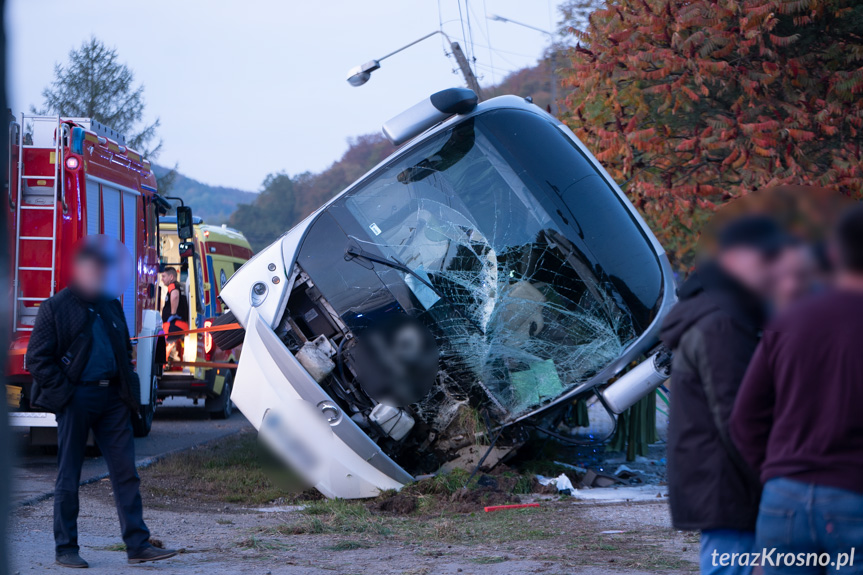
top-left (346, 30), bottom-right (483, 100)
top-left (488, 13), bottom-right (559, 115)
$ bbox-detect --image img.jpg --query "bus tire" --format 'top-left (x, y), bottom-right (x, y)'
top-left (211, 311), bottom-right (245, 351)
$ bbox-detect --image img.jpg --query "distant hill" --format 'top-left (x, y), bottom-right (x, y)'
top-left (483, 56), bottom-right (554, 111)
top-left (229, 134), bottom-right (395, 251)
top-left (152, 165), bottom-right (257, 225)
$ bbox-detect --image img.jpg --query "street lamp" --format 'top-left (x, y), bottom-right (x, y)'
top-left (346, 30), bottom-right (482, 99)
top-left (487, 13), bottom-right (559, 115)
top-left (488, 13), bottom-right (554, 36)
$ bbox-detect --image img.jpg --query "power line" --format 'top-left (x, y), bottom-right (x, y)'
top-left (470, 41), bottom-right (543, 60)
top-left (457, 0), bottom-right (469, 60)
top-left (481, 0), bottom-right (496, 85)
top-left (465, 0), bottom-right (476, 65)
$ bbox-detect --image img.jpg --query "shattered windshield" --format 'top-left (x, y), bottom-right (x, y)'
top-left (304, 109), bottom-right (662, 420)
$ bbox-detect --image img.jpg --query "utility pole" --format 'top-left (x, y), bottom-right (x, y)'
top-left (449, 42), bottom-right (483, 100)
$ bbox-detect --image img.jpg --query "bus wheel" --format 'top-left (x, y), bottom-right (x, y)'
top-left (132, 374), bottom-right (158, 437)
top-left (208, 371), bottom-right (234, 420)
top-left (211, 311), bottom-right (245, 350)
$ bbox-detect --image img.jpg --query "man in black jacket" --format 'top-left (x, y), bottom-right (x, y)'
top-left (26, 238), bottom-right (177, 568)
top-left (660, 216), bottom-right (787, 575)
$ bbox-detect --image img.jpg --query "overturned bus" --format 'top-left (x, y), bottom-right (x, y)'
top-left (216, 90), bottom-right (676, 498)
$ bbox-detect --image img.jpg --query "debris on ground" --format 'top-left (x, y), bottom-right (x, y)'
top-left (535, 473), bottom-right (576, 494)
top-left (440, 444), bottom-right (515, 473)
top-left (581, 469), bottom-right (625, 488)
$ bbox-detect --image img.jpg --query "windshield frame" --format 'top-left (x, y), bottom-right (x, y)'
top-left (287, 97), bottom-right (677, 419)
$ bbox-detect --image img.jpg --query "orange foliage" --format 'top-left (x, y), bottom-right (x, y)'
top-left (559, 0), bottom-right (863, 267)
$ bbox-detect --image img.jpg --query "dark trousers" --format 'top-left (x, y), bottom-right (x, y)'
top-left (54, 385), bottom-right (151, 557)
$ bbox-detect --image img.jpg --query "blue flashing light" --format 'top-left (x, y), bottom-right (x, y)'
top-left (71, 127), bottom-right (85, 155)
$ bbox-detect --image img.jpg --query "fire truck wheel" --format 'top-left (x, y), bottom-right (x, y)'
top-left (132, 374), bottom-right (158, 437)
top-left (211, 311), bottom-right (245, 351)
top-left (208, 371), bottom-right (234, 420)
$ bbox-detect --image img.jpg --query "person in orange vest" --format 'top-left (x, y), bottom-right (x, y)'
top-left (160, 267), bottom-right (189, 363)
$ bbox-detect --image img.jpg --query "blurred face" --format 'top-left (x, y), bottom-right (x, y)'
top-left (160, 271), bottom-right (175, 286)
top-left (718, 247), bottom-right (775, 297)
top-left (69, 236), bottom-right (131, 301)
top-left (71, 256), bottom-right (108, 300)
top-left (772, 245), bottom-right (817, 311)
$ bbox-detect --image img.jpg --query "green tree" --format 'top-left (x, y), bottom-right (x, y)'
top-left (229, 173), bottom-right (298, 251)
top-left (34, 36), bottom-right (161, 159)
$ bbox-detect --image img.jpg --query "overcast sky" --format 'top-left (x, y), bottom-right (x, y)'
top-left (7, 0), bottom-right (561, 191)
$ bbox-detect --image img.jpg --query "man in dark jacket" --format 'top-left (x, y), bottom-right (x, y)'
top-left (731, 205), bottom-right (863, 574)
top-left (660, 216), bottom-right (788, 575)
top-left (26, 238), bottom-right (177, 568)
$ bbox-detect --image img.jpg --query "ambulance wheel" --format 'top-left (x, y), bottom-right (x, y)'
top-left (132, 375), bottom-right (157, 437)
top-left (208, 371), bottom-right (234, 420)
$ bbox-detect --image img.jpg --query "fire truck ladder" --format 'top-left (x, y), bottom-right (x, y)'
top-left (12, 114), bottom-right (64, 332)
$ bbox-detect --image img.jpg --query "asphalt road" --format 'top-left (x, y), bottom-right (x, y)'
top-left (10, 397), bottom-right (251, 506)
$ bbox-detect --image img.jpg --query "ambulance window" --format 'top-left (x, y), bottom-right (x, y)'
top-left (194, 256), bottom-right (206, 311)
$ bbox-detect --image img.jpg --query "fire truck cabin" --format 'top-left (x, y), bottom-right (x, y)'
top-left (5, 114), bottom-right (164, 440)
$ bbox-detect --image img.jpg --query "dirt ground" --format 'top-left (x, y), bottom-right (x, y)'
top-left (8, 433), bottom-right (698, 575)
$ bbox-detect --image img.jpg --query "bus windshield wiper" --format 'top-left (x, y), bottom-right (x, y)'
top-left (344, 242), bottom-right (484, 334)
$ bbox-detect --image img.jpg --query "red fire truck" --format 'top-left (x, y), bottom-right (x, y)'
top-left (5, 113), bottom-right (167, 440)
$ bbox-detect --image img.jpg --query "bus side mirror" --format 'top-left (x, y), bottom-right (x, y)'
top-left (176, 206), bottom-right (194, 240)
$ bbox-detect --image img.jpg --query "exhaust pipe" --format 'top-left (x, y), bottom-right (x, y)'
top-left (601, 348), bottom-right (671, 414)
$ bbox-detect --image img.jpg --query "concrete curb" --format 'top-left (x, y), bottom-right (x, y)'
top-left (16, 427), bottom-right (248, 508)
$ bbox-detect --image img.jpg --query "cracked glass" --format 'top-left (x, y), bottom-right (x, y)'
top-left (299, 108), bottom-right (662, 423)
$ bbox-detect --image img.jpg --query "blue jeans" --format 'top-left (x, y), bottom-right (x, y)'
top-left (54, 385), bottom-right (151, 557)
top-left (756, 477), bottom-right (863, 574)
top-left (701, 529), bottom-right (756, 574)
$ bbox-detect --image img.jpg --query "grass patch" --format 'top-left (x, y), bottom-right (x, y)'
top-left (410, 468), bottom-right (476, 495)
top-left (235, 535), bottom-right (290, 551)
top-left (141, 431), bottom-right (299, 506)
top-left (267, 498), bottom-right (555, 546)
top-left (472, 555), bottom-right (507, 564)
top-left (414, 507), bottom-right (555, 545)
top-left (293, 499), bottom-right (392, 536)
top-left (569, 533), bottom-right (695, 571)
top-left (97, 542), bottom-right (126, 552)
top-left (323, 540), bottom-right (373, 551)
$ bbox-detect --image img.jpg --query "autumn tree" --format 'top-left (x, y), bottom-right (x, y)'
top-left (559, 0), bottom-right (863, 266)
top-left (34, 37), bottom-right (161, 159)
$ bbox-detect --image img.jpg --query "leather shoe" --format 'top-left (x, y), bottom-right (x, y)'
top-left (55, 553), bottom-right (89, 568)
top-left (127, 546), bottom-right (179, 564)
